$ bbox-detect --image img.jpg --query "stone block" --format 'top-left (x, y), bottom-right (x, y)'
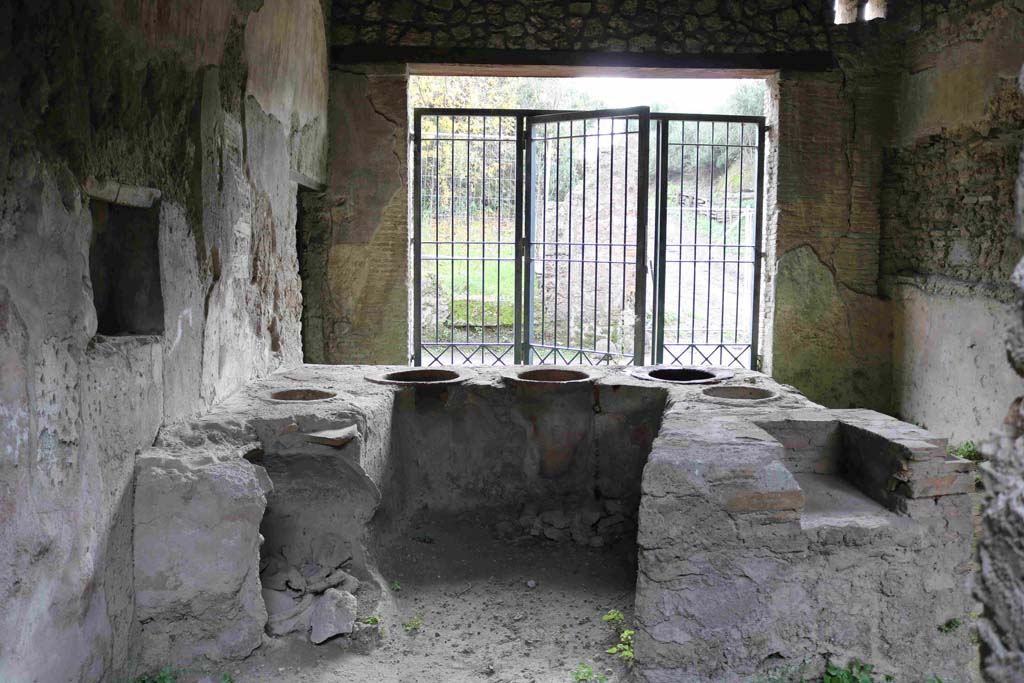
top-left (134, 450), bottom-right (272, 668)
top-left (309, 589), bottom-right (358, 644)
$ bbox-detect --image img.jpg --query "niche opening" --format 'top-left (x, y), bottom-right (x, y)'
top-left (88, 199), bottom-right (164, 336)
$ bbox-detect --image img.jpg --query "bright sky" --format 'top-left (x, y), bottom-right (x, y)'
top-left (571, 77), bottom-right (758, 114)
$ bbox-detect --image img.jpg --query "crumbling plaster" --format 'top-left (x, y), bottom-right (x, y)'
top-left (0, 0), bottom-right (328, 680)
top-left (300, 65), bottom-right (409, 365)
top-left (974, 47), bottom-right (1024, 683)
top-left (880, 0), bottom-right (1024, 442)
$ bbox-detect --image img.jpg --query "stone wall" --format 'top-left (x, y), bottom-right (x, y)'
top-left (971, 4), bottom-right (1024, 679)
top-left (0, 0), bottom-right (328, 680)
top-left (330, 0), bottom-right (834, 60)
top-left (879, 0), bottom-right (1024, 442)
top-left (767, 67), bottom-right (893, 410)
top-left (321, 1), bottom-right (902, 406)
top-left (301, 65), bottom-right (410, 365)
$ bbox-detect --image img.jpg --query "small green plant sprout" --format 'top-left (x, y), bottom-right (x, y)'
top-left (602, 608), bottom-right (625, 630)
top-left (136, 668), bottom-right (177, 683)
top-left (570, 662), bottom-right (606, 683)
top-left (218, 674), bottom-right (234, 683)
top-left (948, 441), bottom-right (983, 462)
top-left (938, 617), bottom-right (963, 634)
top-left (606, 628), bottom-right (635, 664)
top-left (390, 580), bottom-right (402, 592)
top-left (403, 612), bottom-right (424, 632)
top-left (822, 659), bottom-right (892, 683)
top-left (360, 615), bottom-right (381, 625)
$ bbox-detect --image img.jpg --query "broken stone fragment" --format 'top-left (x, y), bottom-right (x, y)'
top-left (263, 589), bottom-right (314, 636)
top-left (543, 526), bottom-right (569, 542)
top-left (349, 621), bottom-right (383, 653)
top-left (309, 588), bottom-right (358, 644)
top-left (285, 570), bottom-right (307, 593)
top-left (596, 513), bottom-right (627, 534)
top-left (311, 532), bottom-right (352, 569)
top-left (262, 562), bottom-right (307, 592)
top-left (304, 425), bottom-right (359, 448)
top-left (603, 498), bottom-right (624, 514)
top-left (306, 567), bottom-right (360, 595)
top-left (539, 509), bottom-right (569, 529)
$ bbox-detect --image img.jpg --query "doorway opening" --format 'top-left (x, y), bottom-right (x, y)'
top-left (410, 73), bottom-right (769, 370)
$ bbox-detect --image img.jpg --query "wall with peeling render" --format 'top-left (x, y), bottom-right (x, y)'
top-left (769, 68), bottom-right (893, 411)
top-left (0, 0), bottom-right (328, 680)
top-left (300, 66), bottom-right (410, 365)
top-left (880, 0), bottom-right (1024, 443)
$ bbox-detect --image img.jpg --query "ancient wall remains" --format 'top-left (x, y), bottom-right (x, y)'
top-left (0, 1), bottom-right (328, 680)
top-left (301, 66), bottom-right (410, 365)
top-left (879, 0), bottom-right (1024, 442)
top-left (330, 0), bottom-right (834, 59)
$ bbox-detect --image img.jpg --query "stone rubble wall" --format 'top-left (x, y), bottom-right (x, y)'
top-left (880, 0), bottom-right (1024, 443)
top-left (975, 54), bottom-right (1024, 683)
top-left (0, 1), bottom-right (329, 681)
top-left (300, 66), bottom-right (410, 365)
top-left (636, 408), bottom-right (976, 682)
top-left (331, 0), bottom-right (835, 58)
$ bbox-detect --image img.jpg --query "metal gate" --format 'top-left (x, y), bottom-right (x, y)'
top-left (413, 107), bottom-right (765, 369)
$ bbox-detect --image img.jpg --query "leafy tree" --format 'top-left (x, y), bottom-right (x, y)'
top-left (721, 81), bottom-right (765, 116)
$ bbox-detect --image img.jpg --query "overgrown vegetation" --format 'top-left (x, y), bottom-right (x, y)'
top-left (136, 670), bottom-right (177, 683)
top-left (569, 662), bottom-right (606, 682)
top-left (819, 660), bottom-right (892, 683)
top-left (948, 441), bottom-right (985, 487)
top-left (606, 629), bottom-right (635, 664)
top-left (601, 609), bottom-right (625, 630)
top-left (601, 609), bottom-right (634, 666)
top-left (938, 617), bottom-right (963, 634)
top-left (948, 441), bottom-right (982, 462)
top-left (403, 612), bottom-right (424, 633)
top-left (136, 670), bottom-right (233, 683)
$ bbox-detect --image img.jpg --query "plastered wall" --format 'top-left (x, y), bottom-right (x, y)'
top-left (880, 0), bottom-right (1024, 443)
top-left (0, 1), bottom-right (328, 679)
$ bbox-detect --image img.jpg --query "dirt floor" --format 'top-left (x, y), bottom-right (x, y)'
top-left (192, 511), bottom-right (638, 683)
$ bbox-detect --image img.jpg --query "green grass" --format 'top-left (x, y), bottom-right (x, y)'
top-left (449, 299), bottom-right (516, 327)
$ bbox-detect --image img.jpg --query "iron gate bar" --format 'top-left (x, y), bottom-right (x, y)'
top-left (633, 109), bottom-right (650, 366)
top-left (654, 118), bottom-right (668, 362)
top-left (413, 106), bottom-right (765, 369)
top-left (752, 117), bottom-right (766, 371)
top-left (412, 112), bottom-right (422, 365)
top-left (651, 112), bottom-right (766, 369)
top-left (524, 106), bottom-right (650, 366)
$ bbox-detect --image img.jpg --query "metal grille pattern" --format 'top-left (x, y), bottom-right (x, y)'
top-left (653, 116), bottom-right (764, 368)
top-left (413, 108), bottom-right (765, 369)
top-left (525, 111), bottom-right (648, 366)
top-left (415, 112), bottom-right (520, 365)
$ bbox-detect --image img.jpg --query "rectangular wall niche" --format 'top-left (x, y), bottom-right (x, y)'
top-left (88, 199), bottom-right (164, 336)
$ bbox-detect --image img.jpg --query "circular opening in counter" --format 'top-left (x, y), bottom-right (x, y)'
top-left (377, 369), bottom-right (462, 384)
top-left (515, 368), bottom-right (591, 383)
top-left (647, 367), bottom-right (717, 383)
top-left (702, 385), bottom-right (776, 401)
top-left (269, 388), bottom-right (337, 401)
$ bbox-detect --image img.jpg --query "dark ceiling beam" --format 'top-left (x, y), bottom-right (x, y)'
top-left (330, 46), bottom-right (837, 72)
